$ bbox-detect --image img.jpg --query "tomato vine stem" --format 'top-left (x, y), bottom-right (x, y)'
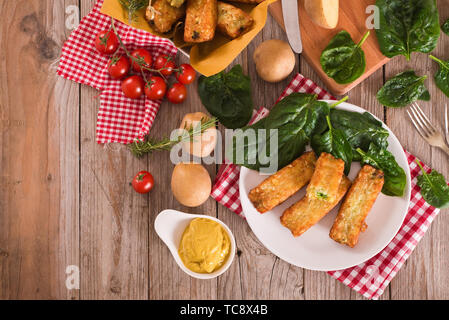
top-left (110, 18), bottom-right (181, 85)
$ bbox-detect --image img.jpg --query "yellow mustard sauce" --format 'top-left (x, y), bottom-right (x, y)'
top-left (178, 218), bottom-right (231, 274)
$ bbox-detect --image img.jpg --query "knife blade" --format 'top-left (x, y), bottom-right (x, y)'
top-left (281, 0), bottom-right (303, 54)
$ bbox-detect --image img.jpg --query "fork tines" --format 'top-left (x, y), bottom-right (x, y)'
top-left (407, 102), bottom-right (437, 139)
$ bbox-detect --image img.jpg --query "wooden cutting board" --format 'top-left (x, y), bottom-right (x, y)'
top-left (269, 0), bottom-right (389, 96)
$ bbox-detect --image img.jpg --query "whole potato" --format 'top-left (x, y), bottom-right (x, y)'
top-left (180, 112), bottom-right (217, 158)
top-left (253, 40), bottom-right (295, 83)
top-left (171, 163), bottom-right (211, 207)
top-left (304, 0), bottom-right (339, 30)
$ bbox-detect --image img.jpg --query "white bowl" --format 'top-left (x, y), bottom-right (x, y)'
top-left (154, 209), bottom-right (236, 279)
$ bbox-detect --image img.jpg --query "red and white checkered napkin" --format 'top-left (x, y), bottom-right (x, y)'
top-left (57, 0), bottom-right (177, 144)
top-left (211, 73), bottom-right (442, 300)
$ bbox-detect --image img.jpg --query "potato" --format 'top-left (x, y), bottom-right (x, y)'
top-left (253, 40), bottom-right (295, 83)
top-left (180, 112), bottom-right (217, 158)
top-left (171, 163), bottom-right (211, 207)
top-left (304, 0), bottom-right (339, 29)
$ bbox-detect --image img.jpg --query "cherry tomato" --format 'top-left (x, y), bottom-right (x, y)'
top-left (132, 171), bottom-right (154, 194)
top-left (167, 83), bottom-right (187, 104)
top-left (107, 55), bottom-right (130, 79)
top-left (176, 64), bottom-right (196, 85)
top-left (95, 30), bottom-right (119, 55)
top-left (144, 76), bottom-right (167, 100)
top-left (154, 55), bottom-right (176, 76)
top-left (122, 75), bottom-right (145, 99)
top-left (130, 49), bottom-right (153, 72)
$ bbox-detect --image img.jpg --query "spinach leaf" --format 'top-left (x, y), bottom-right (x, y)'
top-left (375, 0), bottom-right (440, 60)
top-left (357, 144), bottom-right (407, 197)
top-left (320, 31), bottom-right (370, 84)
top-left (198, 64), bottom-right (253, 129)
top-left (264, 93), bottom-right (329, 137)
top-left (416, 159), bottom-right (449, 209)
top-left (311, 116), bottom-right (353, 175)
top-left (376, 70), bottom-right (430, 108)
top-left (442, 19), bottom-right (449, 36)
top-left (228, 93), bottom-right (330, 172)
top-left (329, 109), bottom-right (389, 161)
top-left (429, 55), bottom-right (449, 98)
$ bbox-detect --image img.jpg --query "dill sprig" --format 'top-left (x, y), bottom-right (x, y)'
top-left (118, 0), bottom-right (149, 24)
top-left (129, 117), bottom-right (218, 158)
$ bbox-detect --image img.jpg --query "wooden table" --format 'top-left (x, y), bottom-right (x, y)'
top-left (1, 0), bottom-right (448, 300)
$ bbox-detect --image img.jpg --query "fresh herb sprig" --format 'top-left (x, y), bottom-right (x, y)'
top-left (130, 117), bottom-right (218, 158)
top-left (118, 0), bottom-right (149, 24)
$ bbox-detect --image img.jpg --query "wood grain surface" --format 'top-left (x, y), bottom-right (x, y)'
top-left (0, 0), bottom-right (449, 300)
top-left (270, 0), bottom-right (390, 96)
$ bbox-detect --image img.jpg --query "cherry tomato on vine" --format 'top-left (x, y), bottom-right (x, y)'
top-left (95, 30), bottom-right (119, 55)
top-left (154, 55), bottom-right (176, 76)
top-left (122, 75), bottom-right (145, 99)
top-left (144, 76), bottom-right (167, 100)
top-left (167, 83), bottom-right (187, 104)
top-left (176, 64), bottom-right (196, 85)
top-left (132, 171), bottom-right (155, 194)
top-left (130, 49), bottom-right (153, 72)
top-left (107, 55), bottom-right (130, 79)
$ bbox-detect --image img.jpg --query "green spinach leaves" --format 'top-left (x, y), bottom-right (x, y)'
top-left (329, 109), bottom-right (389, 160)
top-left (326, 111), bottom-right (405, 196)
top-left (228, 93), bottom-right (329, 171)
top-left (442, 19), bottom-right (449, 36)
top-left (311, 116), bottom-right (353, 175)
top-left (375, 0), bottom-right (440, 60)
top-left (416, 160), bottom-right (449, 209)
top-left (320, 31), bottom-right (370, 84)
top-left (376, 70), bottom-right (430, 108)
top-left (357, 144), bottom-right (407, 197)
top-left (198, 65), bottom-right (254, 129)
top-left (227, 93), bottom-right (406, 197)
top-left (429, 55), bottom-right (449, 98)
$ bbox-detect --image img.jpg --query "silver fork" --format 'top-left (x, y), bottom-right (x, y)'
top-left (407, 102), bottom-right (449, 156)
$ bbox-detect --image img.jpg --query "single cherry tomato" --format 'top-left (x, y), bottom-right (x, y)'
top-left (107, 55), bottom-right (130, 79)
top-left (132, 171), bottom-right (154, 194)
top-left (130, 49), bottom-right (153, 72)
top-left (144, 76), bottom-right (167, 100)
top-left (167, 83), bottom-right (187, 104)
top-left (122, 75), bottom-right (145, 99)
top-left (154, 55), bottom-right (176, 76)
top-left (95, 30), bottom-right (119, 55)
top-left (176, 64), bottom-right (196, 85)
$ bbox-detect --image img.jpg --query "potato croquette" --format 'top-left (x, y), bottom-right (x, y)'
top-left (184, 0), bottom-right (218, 43)
top-left (217, 2), bottom-right (254, 39)
top-left (330, 165), bottom-right (384, 247)
top-left (248, 152), bottom-right (317, 214)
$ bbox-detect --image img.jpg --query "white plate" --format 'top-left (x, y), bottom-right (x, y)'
top-left (239, 101), bottom-right (411, 271)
